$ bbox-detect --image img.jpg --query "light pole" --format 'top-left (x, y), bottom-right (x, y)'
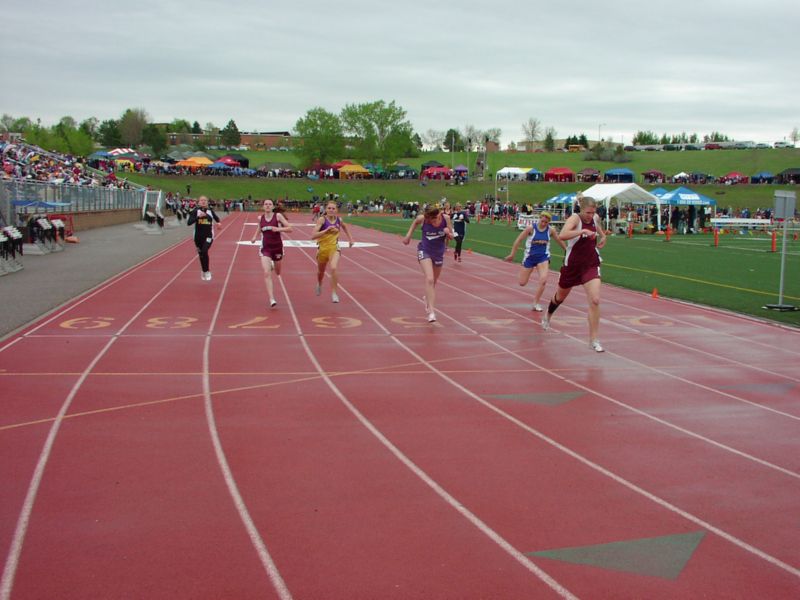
top-left (598, 123), bottom-right (606, 145)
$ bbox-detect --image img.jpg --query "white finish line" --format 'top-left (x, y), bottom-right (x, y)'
top-left (238, 240), bottom-right (379, 248)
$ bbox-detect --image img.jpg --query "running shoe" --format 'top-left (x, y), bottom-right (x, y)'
top-left (206, 272), bottom-right (212, 281)
top-left (201, 272), bottom-right (206, 280)
top-left (332, 292), bottom-right (340, 303)
top-left (315, 283), bottom-right (321, 296)
top-left (590, 340), bottom-right (604, 352)
top-left (427, 312), bottom-right (436, 323)
top-left (270, 299), bottom-right (277, 308)
top-left (533, 303), bottom-right (543, 312)
top-left (541, 314), bottom-right (550, 331)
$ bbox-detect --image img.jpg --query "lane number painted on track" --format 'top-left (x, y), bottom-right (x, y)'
top-left (59, 317), bottom-right (115, 329)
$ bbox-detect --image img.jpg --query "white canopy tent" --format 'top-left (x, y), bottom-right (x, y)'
top-left (580, 183), bottom-right (662, 230)
top-left (495, 166), bottom-right (529, 181)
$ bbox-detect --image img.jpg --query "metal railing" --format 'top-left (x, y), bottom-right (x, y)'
top-left (0, 180), bottom-right (148, 224)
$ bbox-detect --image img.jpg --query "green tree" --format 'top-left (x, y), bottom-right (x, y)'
top-left (220, 119), bottom-right (241, 147)
top-left (544, 129), bottom-right (555, 152)
top-left (79, 117), bottom-right (99, 140)
top-left (412, 132), bottom-right (423, 150)
top-left (118, 108), bottom-right (149, 146)
top-left (340, 100), bottom-right (414, 165)
top-left (443, 128), bottom-right (464, 152)
top-left (142, 124), bottom-right (167, 155)
top-left (192, 121), bottom-right (202, 134)
top-left (294, 107), bottom-right (344, 167)
top-left (169, 119), bottom-right (192, 133)
top-left (578, 134), bottom-right (588, 148)
top-left (97, 119), bottom-right (122, 147)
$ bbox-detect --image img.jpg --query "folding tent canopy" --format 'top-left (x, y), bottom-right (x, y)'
top-left (603, 168), bottom-right (634, 183)
top-left (526, 168), bottom-right (543, 182)
top-left (777, 168), bottom-right (800, 184)
top-left (581, 183), bottom-right (661, 229)
top-left (750, 171), bottom-right (774, 183)
top-left (658, 187), bottom-right (716, 206)
top-left (544, 167), bottom-right (575, 182)
top-left (578, 168), bottom-right (600, 182)
top-left (421, 160), bottom-right (444, 169)
top-left (453, 165), bottom-right (468, 173)
top-left (495, 167), bottom-right (528, 181)
top-left (338, 164), bottom-right (370, 178)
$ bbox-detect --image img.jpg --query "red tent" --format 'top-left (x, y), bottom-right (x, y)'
top-left (720, 171), bottom-right (748, 184)
top-left (422, 166), bottom-right (453, 180)
top-left (544, 167), bottom-right (575, 182)
top-left (216, 156), bottom-right (241, 167)
top-left (331, 160), bottom-right (353, 169)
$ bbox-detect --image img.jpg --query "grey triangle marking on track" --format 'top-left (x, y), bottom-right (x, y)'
top-left (487, 392), bottom-right (585, 406)
top-left (526, 531), bottom-right (706, 580)
top-left (718, 382), bottom-right (796, 395)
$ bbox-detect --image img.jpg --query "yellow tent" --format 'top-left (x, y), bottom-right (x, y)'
top-left (338, 163), bottom-right (370, 179)
top-left (186, 156), bottom-right (213, 166)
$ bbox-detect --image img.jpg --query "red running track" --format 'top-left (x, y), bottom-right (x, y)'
top-left (1, 211), bottom-right (799, 599)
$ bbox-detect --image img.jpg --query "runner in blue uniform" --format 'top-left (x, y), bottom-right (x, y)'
top-left (402, 206), bottom-right (454, 322)
top-left (504, 211), bottom-right (566, 311)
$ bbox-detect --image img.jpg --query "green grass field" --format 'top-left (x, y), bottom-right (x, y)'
top-left (123, 149), bottom-right (800, 327)
top-left (346, 213), bottom-right (800, 328)
top-left (128, 147), bottom-right (799, 213)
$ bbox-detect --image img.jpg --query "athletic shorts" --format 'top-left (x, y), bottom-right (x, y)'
top-left (523, 253), bottom-right (550, 269)
top-left (317, 244), bottom-right (339, 266)
top-left (558, 263), bottom-right (600, 289)
top-left (417, 247), bottom-right (444, 267)
top-left (260, 245), bottom-right (283, 261)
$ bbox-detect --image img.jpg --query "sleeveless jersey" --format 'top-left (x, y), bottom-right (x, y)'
top-left (317, 216), bottom-right (341, 253)
top-left (563, 215), bottom-right (600, 267)
top-left (419, 217), bottom-right (447, 257)
top-left (525, 224), bottom-right (551, 261)
top-left (259, 213), bottom-right (282, 250)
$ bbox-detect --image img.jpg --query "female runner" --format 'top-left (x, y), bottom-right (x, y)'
top-left (402, 206), bottom-right (454, 322)
top-left (250, 199), bottom-right (293, 308)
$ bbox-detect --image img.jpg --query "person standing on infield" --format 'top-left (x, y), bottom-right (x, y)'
top-left (186, 196), bottom-right (221, 281)
top-left (251, 198), bottom-right (293, 308)
top-left (311, 201), bottom-right (354, 303)
top-left (403, 205), bottom-right (454, 323)
top-left (505, 211), bottom-right (566, 311)
top-left (542, 194), bottom-right (607, 352)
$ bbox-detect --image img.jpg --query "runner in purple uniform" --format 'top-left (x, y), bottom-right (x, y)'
top-left (541, 194), bottom-right (607, 352)
top-left (250, 199), bottom-right (293, 308)
top-left (402, 206), bottom-right (454, 322)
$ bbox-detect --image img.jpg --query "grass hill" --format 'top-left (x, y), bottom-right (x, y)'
top-left (125, 147), bottom-right (799, 212)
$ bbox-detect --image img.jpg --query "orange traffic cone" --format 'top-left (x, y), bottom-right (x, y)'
top-left (651, 288), bottom-right (659, 299)
top-left (467, 248), bottom-right (472, 254)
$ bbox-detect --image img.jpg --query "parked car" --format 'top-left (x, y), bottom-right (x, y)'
top-left (684, 144), bottom-right (701, 151)
top-left (663, 144), bottom-right (679, 151)
top-left (704, 143), bottom-right (722, 150)
top-left (774, 141), bottom-right (793, 148)
top-left (623, 145), bottom-right (637, 152)
top-left (755, 143), bottom-right (770, 149)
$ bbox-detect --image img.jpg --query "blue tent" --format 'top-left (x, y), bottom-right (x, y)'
top-left (88, 151), bottom-right (112, 160)
top-left (526, 168), bottom-right (543, 181)
top-left (750, 171), bottom-right (774, 183)
top-left (650, 187), bottom-right (668, 197)
top-left (545, 192), bottom-right (577, 205)
top-left (604, 168), bottom-right (635, 183)
top-left (208, 162), bottom-right (231, 170)
top-left (659, 187), bottom-right (716, 206)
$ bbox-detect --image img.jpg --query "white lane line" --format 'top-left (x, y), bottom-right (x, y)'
top-left (284, 242), bottom-right (578, 599)
top-left (202, 216), bottom-right (293, 600)
top-left (325, 230), bottom-right (800, 579)
top-left (0, 251), bottom-right (199, 600)
top-left (358, 234), bottom-right (800, 423)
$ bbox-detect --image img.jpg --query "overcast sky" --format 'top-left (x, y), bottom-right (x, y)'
top-left (3, 0), bottom-right (798, 147)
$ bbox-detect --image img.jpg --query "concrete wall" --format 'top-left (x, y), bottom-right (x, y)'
top-left (71, 209), bottom-right (141, 231)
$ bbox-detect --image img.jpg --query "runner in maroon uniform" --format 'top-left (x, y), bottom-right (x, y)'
top-left (541, 194), bottom-right (607, 351)
top-left (250, 199), bottom-right (293, 308)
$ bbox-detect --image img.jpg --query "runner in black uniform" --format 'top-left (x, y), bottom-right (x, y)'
top-left (186, 196), bottom-right (221, 280)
